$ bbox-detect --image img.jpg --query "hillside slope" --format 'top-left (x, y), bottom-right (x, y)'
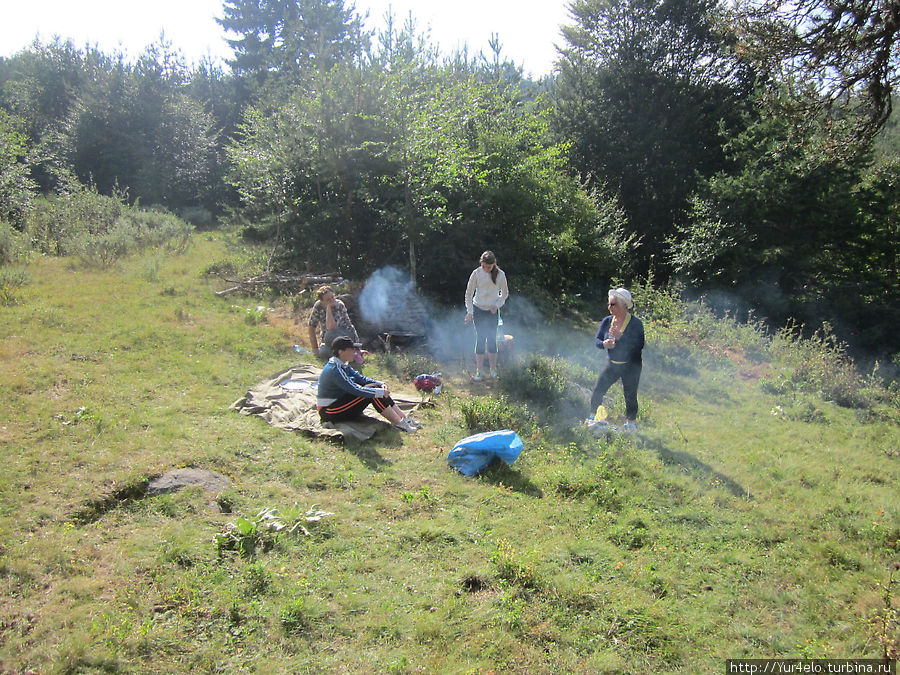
top-left (1, 235), bottom-right (898, 673)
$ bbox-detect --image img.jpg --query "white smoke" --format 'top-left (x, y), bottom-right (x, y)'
top-left (358, 267), bottom-right (427, 335)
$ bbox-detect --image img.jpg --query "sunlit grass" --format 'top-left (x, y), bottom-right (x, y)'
top-left (0, 233), bottom-right (897, 672)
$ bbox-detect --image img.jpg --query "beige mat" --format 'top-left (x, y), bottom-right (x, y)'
top-left (230, 363), bottom-right (422, 441)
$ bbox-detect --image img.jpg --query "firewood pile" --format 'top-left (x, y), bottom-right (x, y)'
top-left (214, 272), bottom-right (344, 297)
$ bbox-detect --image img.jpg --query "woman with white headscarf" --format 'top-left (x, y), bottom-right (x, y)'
top-left (590, 288), bottom-right (645, 430)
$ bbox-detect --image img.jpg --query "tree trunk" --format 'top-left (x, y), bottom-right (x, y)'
top-left (404, 156), bottom-right (416, 287)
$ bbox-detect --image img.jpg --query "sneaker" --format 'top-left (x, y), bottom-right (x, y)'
top-left (622, 422), bottom-right (637, 432)
top-left (472, 371), bottom-right (483, 382)
top-left (392, 419), bottom-right (418, 433)
top-left (489, 369), bottom-right (498, 379)
top-left (405, 417), bottom-right (423, 429)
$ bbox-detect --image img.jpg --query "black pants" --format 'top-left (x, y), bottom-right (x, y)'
top-left (590, 361), bottom-right (642, 420)
top-left (318, 393), bottom-right (394, 422)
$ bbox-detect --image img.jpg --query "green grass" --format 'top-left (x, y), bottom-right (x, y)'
top-left (0, 233), bottom-right (898, 673)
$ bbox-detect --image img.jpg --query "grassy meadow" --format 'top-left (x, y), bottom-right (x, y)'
top-left (1, 231), bottom-right (898, 673)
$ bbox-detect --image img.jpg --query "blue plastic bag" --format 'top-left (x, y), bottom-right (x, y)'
top-left (446, 430), bottom-right (524, 477)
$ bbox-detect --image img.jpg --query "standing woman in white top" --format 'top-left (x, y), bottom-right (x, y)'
top-left (464, 250), bottom-right (509, 380)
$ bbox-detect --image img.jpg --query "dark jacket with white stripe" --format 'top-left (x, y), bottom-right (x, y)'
top-left (317, 357), bottom-right (385, 407)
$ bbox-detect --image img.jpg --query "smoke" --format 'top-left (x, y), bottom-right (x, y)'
top-left (356, 266), bottom-right (589, 365)
top-left (358, 266), bottom-right (603, 364)
top-left (356, 267), bottom-right (744, 406)
top-left (358, 266), bottom-right (413, 328)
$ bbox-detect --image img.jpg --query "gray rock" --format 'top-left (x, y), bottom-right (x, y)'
top-left (146, 468), bottom-right (230, 496)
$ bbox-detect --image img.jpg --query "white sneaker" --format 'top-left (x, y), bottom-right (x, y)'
top-left (405, 418), bottom-right (423, 429)
top-left (472, 371), bottom-right (483, 382)
top-left (392, 419), bottom-right (418, 433)
top-left (489, 369), bottom-right (498, 379)
top-left (622, 421), bottom-right (637, 432)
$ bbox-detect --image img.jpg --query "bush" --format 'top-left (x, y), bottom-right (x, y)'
top-left (459, 394), bottom-right (538, 438)
top-left (500, 354), bottom-right (591, 423)
top-left (0, 266), bottom-right (29, 305)
top-left (27, 186), bottom-right (124, 256)
top-left (765, 322), bottom-right (872, 408)
top-left (628, 274), bottom-right (685, 326)
top-left (0, 220), bottom-right (28, 264)
top-left (25, 186), bottom-right (192, 264)
top-left (179, 206), bottom-right (215, 229)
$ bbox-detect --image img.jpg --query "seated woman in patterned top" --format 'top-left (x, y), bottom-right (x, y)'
top-left (306, 285), bottom-right (360, 359)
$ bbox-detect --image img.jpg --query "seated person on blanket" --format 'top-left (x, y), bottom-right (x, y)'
top-left (317, 336), bottom-right (422, 433)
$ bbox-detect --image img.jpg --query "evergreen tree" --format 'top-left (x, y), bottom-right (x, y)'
top-left (553, 0), bottom-right (753, 273)
top-left (670, 102), bottom-right (900, 356)
top-left (217, 0), bottom-right (364, 95)
top-left (730, 0), bottom-right (900, 143)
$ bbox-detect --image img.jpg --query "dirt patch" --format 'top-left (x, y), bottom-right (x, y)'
top-left (738, 363), bottom-right (772, 382)
top-left (701, 341), bottom-right (772, 381)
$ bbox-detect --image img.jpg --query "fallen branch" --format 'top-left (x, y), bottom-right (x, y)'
top-left (214, 272), bottom-right (343, 297)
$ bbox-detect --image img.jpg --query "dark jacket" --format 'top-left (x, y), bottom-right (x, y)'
top-left (595, 314), bottom-right (645, 365)
top-left (316, 357), bottom-right (385, 406)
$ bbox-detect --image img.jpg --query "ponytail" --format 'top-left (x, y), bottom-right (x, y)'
top-left (480, 250), bottom-right (499, 284)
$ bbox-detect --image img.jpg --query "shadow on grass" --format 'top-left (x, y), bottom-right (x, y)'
top-left (637, 436), bottom-right (749, 499)
top-left (343, 429), bottom-right (401, 470)
top-left (343, 442), bottom-right (393, 470)
top-left (478, 459), bottom-right (544, 498)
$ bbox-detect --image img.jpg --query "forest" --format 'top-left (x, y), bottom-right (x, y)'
top-left (1, 0), bottom-right (898, 370)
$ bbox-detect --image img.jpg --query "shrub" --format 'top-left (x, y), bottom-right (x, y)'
top-left (628, 274), bottom-right (685, 326)
top-left (25, 186), bottom-right (192, 264)
top-left (0, 220), bottom-right (28, 263)
top-left (500, 354), bottom-right (591, 423)
top-left (764, 322), bottom-right (873, 408)
top-left (0, 265), bottom-right (28, 305)
top-left (459, 394), bottom-right (538, 438)
top-left (179, 206), bottom-right (215, 229)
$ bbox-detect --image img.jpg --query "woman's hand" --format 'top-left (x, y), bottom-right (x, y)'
top-left (603, 338), bottom-right (616, 349)
top-left (464, 313), bottom-right (473, 324)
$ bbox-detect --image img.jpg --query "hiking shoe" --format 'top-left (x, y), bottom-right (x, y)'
top-left (472, 371), bottom-right (483, 382)
top-left (622, 422), bottom-right (637, 432)
top-left (392, 419), bottom-right (418, 433)
top-left (489, 369), bottom-right (498, 379)
top-left (405, 418), bottom-right (423, 429)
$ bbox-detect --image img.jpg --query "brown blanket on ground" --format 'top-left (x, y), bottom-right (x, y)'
top-left (230, 363), bottom-right (422, 441)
